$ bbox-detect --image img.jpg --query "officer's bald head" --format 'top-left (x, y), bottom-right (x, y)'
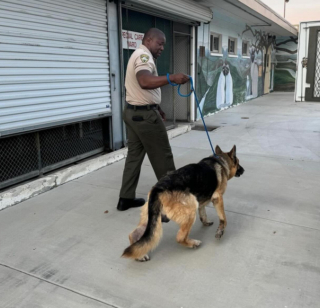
top-left (142, 28), bottom-right (165, 43)
top-left (142, 28), bottom-right (166, 59)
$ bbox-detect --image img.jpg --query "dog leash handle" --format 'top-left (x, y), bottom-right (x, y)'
top-left (166, 73), bottom-right (193, 97)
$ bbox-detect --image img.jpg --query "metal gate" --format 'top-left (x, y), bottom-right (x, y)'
top-left (306, 27), bottom-right (320, 102)
top-left (0, 118), bottom-right (109, 190)
top-left (0, 0), bottom-right (112, 190)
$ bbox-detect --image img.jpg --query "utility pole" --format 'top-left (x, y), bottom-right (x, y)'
top-left (284, 0), bottom-right (289, 18)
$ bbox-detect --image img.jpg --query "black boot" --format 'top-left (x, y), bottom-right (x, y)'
top-left (117, 198), bottom-right (145, 211)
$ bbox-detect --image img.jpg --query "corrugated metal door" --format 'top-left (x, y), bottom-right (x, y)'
top-left (0, 0), bottom-right (111, 137)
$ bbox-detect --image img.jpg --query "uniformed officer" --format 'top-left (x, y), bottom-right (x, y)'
top-left (117, 28), bottom-right (190, 211)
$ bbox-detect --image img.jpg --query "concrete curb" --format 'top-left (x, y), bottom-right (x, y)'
top-left (0, 124), bottom-right (192, 211)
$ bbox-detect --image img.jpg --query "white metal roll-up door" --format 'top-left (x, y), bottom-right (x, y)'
top-left (0, 0), bottom-right (111, 137)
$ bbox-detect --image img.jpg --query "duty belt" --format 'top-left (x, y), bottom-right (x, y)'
top-left (126, 103), bottom-right (159, 110)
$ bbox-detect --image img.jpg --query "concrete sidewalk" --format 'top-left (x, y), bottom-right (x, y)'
top-left (1, 92), bottom-right (320, 308)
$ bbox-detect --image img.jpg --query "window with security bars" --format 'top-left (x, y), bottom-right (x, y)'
top-left (210, 33), bottom-right (221, 54)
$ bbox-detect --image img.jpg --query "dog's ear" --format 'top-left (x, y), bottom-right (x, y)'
top-left (229, 145), bottom-right (236, 160)
top-left (215, 145), bottom-right (223, 154)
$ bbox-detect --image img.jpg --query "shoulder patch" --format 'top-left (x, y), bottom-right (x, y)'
top-left (140, 54), bottom-right (150, 63)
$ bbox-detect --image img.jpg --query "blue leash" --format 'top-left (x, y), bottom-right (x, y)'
top-left (166, 73), bottom-right (217, 157)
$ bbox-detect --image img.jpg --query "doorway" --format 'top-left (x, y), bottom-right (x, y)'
top-left (121, 8), bottom-right (192, 128)
top-left (172, 23), bottom-right (191, 123)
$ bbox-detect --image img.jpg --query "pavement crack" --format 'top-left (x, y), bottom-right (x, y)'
top-left (0, 263), bottom-right (120, 308)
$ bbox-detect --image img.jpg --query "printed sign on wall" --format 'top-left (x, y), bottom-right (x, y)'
top-left (122, 30), bottom-right (144, 50)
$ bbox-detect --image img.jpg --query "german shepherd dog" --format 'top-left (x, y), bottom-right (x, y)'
top-left (122, 145), bottom-right (244, 261)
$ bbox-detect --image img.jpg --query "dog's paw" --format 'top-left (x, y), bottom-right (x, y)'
top-left (215, 228), bottom-right (224, 240)
top-left (202, 221), bottom-right (214, 227)
top-left (191, 240), bottom-right (202, 248)
top-left (135, 255), bottom-right (150, 262)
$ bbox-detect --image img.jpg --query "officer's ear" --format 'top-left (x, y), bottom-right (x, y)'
top-left (145, 36), bottom-right (154, 44)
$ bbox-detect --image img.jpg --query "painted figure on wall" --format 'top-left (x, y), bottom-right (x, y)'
top-left (246, 75), bottom-right (251, 99)
top-left (216, 61), bottom-right (233, 109)
top-left (197, 55), bottom-right (246, 117)
top-left (249, 47), bottom-right (259, 98)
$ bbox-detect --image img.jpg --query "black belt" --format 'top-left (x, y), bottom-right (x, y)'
top-left (126, 103), bottom-right (158, 110)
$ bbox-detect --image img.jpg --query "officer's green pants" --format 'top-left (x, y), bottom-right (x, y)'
top-left (119, 106), bottom-right (176, 199)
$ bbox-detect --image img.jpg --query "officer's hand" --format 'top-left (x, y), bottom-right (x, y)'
top-left (169, 73), bottom-right (190, 85)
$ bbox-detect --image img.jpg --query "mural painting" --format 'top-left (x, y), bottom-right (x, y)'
top-left (197, 25), bottom-right (278, 117)
top-left (274, 36), bottom-right (298, 91)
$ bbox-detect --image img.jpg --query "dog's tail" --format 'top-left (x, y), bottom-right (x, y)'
top-left (122, 187), bottom-right (163, 260)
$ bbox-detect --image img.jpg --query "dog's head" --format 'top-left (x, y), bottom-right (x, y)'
top-left (215, 145), bottom-right (245, 179)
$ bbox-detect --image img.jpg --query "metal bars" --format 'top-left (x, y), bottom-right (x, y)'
top-left (314, 31), bottom-right (320, 98)
top-left (0, 119), bottom-right (106, 190)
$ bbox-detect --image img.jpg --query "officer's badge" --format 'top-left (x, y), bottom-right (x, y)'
top-left (140, 54), bottom-right (149, 63)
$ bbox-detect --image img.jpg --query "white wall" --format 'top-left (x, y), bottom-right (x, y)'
top-left (208, 11), bottom-right (257, 57)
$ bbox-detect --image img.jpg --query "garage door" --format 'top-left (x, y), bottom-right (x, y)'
top-left (0, 0), bottom-right (111, 136)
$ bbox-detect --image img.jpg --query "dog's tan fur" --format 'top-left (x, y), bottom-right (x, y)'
top-left (123, 145), bottom-right (243, 261)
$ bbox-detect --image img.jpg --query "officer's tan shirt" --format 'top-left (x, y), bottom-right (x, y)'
top-left (125, 44), bottom-right (161, 106)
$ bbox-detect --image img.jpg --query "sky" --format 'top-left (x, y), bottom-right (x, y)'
top-left (261, 0), bottom-right (320, 25)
